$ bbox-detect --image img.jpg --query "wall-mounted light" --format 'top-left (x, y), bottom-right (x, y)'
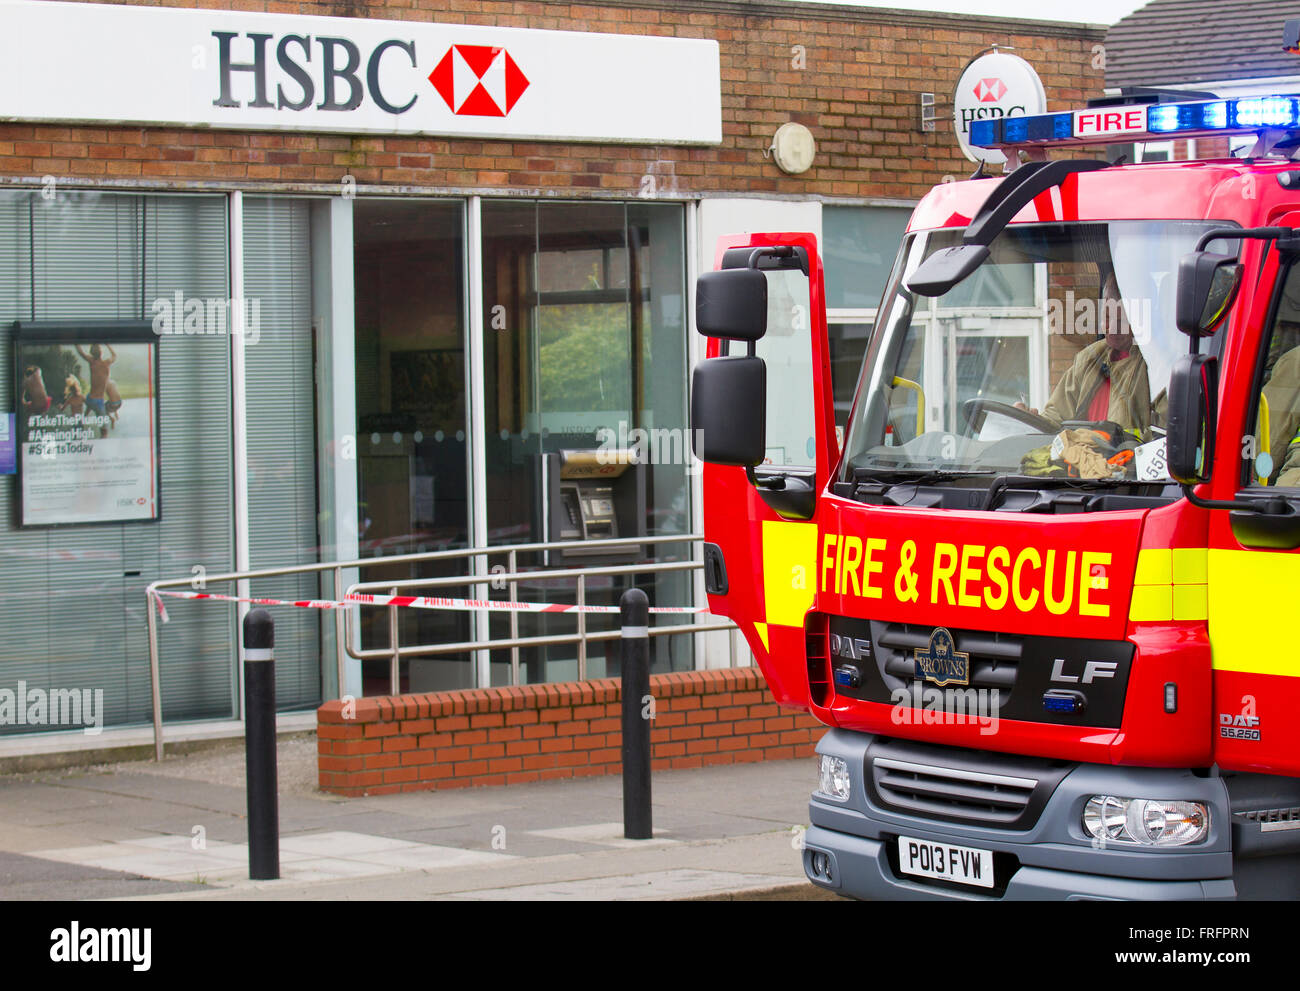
top-left (765, 122), bottom-right (816, 174)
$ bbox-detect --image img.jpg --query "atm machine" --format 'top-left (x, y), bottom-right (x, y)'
top-left (535, 449), bottom-right (646, 565)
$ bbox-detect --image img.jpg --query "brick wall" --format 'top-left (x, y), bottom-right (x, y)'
top-left (0, 0), bottom-right (1105, 200)
top-left (316, 667), bottom-right (825, 796)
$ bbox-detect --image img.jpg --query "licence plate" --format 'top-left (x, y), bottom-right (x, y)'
top-left (897, 835), bottom-right (994, 889)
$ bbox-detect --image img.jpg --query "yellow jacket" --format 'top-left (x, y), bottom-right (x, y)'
top-left (1263, 345), bottom-right (1300, 487)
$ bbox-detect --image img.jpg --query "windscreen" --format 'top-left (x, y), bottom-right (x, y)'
top-left (840, 221), bottom-right (1235, 486)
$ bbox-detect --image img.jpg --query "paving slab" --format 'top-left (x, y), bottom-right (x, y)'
top-left (0, 739), bottom-right (821, 901)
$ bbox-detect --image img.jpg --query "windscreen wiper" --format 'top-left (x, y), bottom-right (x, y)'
top-left (981, 473), bottom-right (1170, 511)
top-left (847, 466), bottom-right (996, 505)
top-left (851, 466), bottom-right (997, 485)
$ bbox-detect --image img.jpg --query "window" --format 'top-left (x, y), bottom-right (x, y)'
top-left (480, 200), bottom-right (690, 682)
top-left (0, 190), bottom-right (235, 733)
top-left (352, 198), bottom-right (470, 694)
top-left (1248, 263), bottom-right (1300, 488)
top-left (823, 206), bottom-right (913, 434)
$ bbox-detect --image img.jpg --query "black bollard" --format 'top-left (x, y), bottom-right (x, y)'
top-left (620, 587), bottom-right (652, 839)
top-left (242, 608), bottom-right (280, 880)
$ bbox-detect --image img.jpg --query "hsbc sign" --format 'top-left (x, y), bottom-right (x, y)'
top-left (0, 0), bottom-right (721, 144)
top-left (952, 51), bottom-right (1046, 167)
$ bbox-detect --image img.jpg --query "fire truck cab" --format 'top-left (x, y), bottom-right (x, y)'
top-left (692, 89), bottom-right (1300, 899)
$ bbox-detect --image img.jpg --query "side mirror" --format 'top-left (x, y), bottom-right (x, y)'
top-left (905, 243), bottom-right (990, 298)
top-left (691, 356), bottom-right (766, 466)
top-left (696, 269), bottom-right (767, 340)
top-left (1176, 251), bottom-right (1242, 337)
top-left (1166, 353), bottom-right (1218, 484)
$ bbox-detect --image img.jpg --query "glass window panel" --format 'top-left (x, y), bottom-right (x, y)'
top-left (844, 221), bottom-right (1230, 482)
top-left (481, 199), bottom-right (690, 682)
top-left (243, 197), bottom-right (320, 710)
top-left (828, 321), bottom-right (873, 431)
top-left (756, 267), bottom-right (816, 466)
top-left (352, 198), bottom-right (470, 695)
top-left (1250, 262), bottom-right (1300, 487)
top-left (823, 206), bottom-right (913, 310)
top-left (0, 191), bottom-right (234, 733)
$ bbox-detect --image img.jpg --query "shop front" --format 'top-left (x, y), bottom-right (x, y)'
top-left (0, 0), bottom-right (1103, 748)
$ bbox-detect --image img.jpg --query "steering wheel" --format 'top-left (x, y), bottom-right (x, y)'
top-left (961, 398), bottom-right (1058, 436)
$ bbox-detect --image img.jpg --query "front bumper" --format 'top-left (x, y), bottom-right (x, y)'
top-left (806, 729), bottom-right (1237, 901)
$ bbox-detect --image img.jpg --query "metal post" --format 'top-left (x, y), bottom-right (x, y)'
top-left (147, 588), bottom-right (164, 761)
top-left (577, 574), bottom-right (587, 681)
top-left (620, 587), bottom-right (652, 839)
top-left (508, 549), bottom-right (520, 686)
top-left (242, 608), bottom-right (279, 880)
top-left (388, 586), bottom-right (400, 696)
top-left (334, 565), bottom-right (347, 700)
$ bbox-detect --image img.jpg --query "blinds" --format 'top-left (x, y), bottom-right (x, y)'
top-left (242, 198), bottom-right (321, 710)
top-left (0, 191), bottom-right (236, 734)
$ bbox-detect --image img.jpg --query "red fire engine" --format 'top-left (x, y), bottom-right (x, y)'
top-left (693, 85), bottom-right (1300, 898)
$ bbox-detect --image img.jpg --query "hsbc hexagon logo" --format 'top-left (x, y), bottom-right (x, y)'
top-left (972, 77), bottom-right (1007, 103)
top-left (429, 45), bottom-right (530, 117)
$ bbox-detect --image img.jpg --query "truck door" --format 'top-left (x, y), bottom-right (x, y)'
top-left (696, 232), bottom-right (837, 708)
top-left (1208, 220), bottom-right (1300, 776)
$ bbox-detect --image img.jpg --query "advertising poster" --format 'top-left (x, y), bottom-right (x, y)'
top-left (0, 414), bottom-right (14, 475)
top-left (14, 321), bottom-right (160, 527)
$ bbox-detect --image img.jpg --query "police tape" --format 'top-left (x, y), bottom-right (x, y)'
top-left (151, 588), bottom-right (708, 624)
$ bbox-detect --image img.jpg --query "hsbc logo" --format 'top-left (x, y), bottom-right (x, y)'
top-left (972, 77), bottom-right (1007, 103)
top-left (959, 74), bottom-right (1026, 136)
top-left (429, 45), bottom-right (529, 117)
top-left (211, 32), bottom-right (529, 119)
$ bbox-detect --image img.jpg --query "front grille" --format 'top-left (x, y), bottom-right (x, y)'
top-left (805, 615), bottom-right (831, 708)
top-left (875, 622), bottom-right (1021, 693)
top-left (866, 738), bottom-right (1071, 830)
top-left (827, 616), bottom-right (1135, 728)
top-left (874, 758), bottom-right (1036, 826)
top-left (1235, 807), bottom-right (1300, 832)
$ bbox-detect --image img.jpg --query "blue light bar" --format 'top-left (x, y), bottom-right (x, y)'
top-left (1234, 96), bottom-right (1298, 128)
top-left (1003, 112), bottom-right (1073, 143)
top-left (969, 118), bottom-right (1000, 147)
top-left (1148, 100), bottom-right (1231, 133)
top-left (967, 93), bottom-right (1300, 151)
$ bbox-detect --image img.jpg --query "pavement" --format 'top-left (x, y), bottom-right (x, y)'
top-left (0, 732), bottom-right (841, 901)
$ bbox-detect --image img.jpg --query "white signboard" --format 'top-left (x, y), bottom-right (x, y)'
top-left (953, 51), bottom-right (1046, 167)
top-left (0, 0), bottom-right (721, 145)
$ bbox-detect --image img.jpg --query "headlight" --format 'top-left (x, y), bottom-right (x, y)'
top-left (1082, 796), bottom-right (1209, 847)
top-left (818, 755), bottom-right (851, 800)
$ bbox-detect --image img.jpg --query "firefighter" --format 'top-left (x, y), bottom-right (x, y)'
top-left (1038, 271), bottom-right (1151, 441)
top-left (1016, 271), bottom-right (1152, 442)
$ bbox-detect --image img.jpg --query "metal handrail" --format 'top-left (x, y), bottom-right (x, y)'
top-left (343, 559), bottom-right (732, 684)
top-left (144, 534), bottom-right (740, 759)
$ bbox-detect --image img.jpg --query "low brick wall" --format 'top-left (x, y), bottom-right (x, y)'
top-left (317, 668), bottom-right (825, 796)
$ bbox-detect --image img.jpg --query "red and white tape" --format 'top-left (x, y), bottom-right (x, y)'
top-left (151, 588), bottom-right (707, 624)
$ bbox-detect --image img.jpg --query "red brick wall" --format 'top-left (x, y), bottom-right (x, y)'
top-left (0, 0), bottom-right (1105, 200)
top-left (317, 667), bottom-right (825, 796)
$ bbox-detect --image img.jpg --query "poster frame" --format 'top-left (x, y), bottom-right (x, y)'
top-left (12, 319), bottom-right (162, 530)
